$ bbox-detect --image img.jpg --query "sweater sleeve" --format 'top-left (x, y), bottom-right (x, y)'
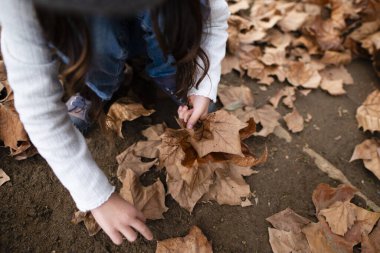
top-left (0, 0), bottom-right (114, 211)
top-left (188, 0), bottom-right (230, 102)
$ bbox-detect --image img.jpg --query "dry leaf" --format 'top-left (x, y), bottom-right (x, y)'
top-left (229, 0), bottom-right (250, 14)
top-left (71, 211), bottom-right (101, 236)
top-left (117, 141), bottom-right (160, 177)
top-left (320, 78), bottom-right (346, 95)
top-left (217, 84), bottom-right (254, 111)
top-left (203, 162), bottom-right (254, 207)
top-left (302, 220), bottom-right (355, 253)
top-left (269, 86), bottom-right (296, 109)
top-left (239, 118), bottom-right (256, 140)
top-left (319, 66), bottom-right (354, 85)
top-left (286, 62), bottom-right (321, 89)
top-left (321, 50), bottom-right (352, 65)
top-left (350, 139), bottom-right (380, 180)
top-left (156, 226), bottom-right (212, 253)
top-left (106, 97), bottom-right (155, 138)
top-left (362, 222), bottom-right (380, 253)
top-left (312, 183), bottom-right (357, 214)
top-left (189, 110), bottom-right (247, 157)
top-left (268, 228), bottom-right (311, 253)
top-left (142, 123), bottom-right (167, 141)
top-left (284, 108), bottom-right (304, 133)
top-left (166, 160), bottom-right (216, 212)
top-left (221, 54), bottom-right (242, 75)
top-left (266, 208), bottom-right (311, 233)
top-left (319, 201), bottom-right (356, 236)
top-left (356, 90), bottom-right (380, 132)
top-left (0, 169), bottom-right (10, 186)
top-left (120, 169), bottom-right (168, 220)
top-left (278, 9), bottom-right (308, 32)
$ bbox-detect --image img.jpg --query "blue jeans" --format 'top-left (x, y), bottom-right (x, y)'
top-left (85, 12), bottom-right (183, 104)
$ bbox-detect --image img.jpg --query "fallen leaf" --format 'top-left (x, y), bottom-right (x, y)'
top-left (319, 201), bottom-right (356, 236)
top-left (120, 169), bottom-right (168, 220)
top-left (284, 108), bottom-right (304, 133)
top-left (268, 228), bottom-right (311, 253)
top-left (320, 78), bottom-right (346, 95)
top-left (156, 226), bottom-right (213, 253)
top-left (286, 62), bottom-right (321, 89)
top-left (302, 220), bottom-right (355, 253)
top-left (362, 222), bottom-right (380, 253)
top-left (71, 211), bottom-right (101, 236)
top-left (0, 169), bottom-right (10, 186)
top-left (217, 84), bottom-right (254, 111)
top-left (269, 86), bottom-right (296, 109)
top-left (312, 183), bottom-right (357, 214)
top-left (319, 66), bottom-right (354, 85)
top-left (266, 208), bottom-right (311, 233)
top-left (106, 97), bottom-right (155, 138)
top-left (350, 139), bottom-right (380, 180)
top-left (189, 110), bottom-right (247, 157)
top-left (142, 123), bottom-right (167, 141)
top-left (221, 54), bottom-right (242, 75)
top-left (229, 0), bottom-right (250, 14)
top-left (239, 118), bottom-right (256, 140)
top-left (278, 9), bottom-right (308, 32)
top-left (356, 90), bottom-right (380, 132)
top-left (117, 141), bottom-right (160, 177)
top-left (321, 50), bottom-right (352, 65)
top-left (203, 162), bottom-right (254, 206)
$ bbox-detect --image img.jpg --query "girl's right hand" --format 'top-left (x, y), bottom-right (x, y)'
top-left (91, 192), bottom-right (153, 244)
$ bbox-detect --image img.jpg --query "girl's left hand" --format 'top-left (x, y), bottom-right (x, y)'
top-left (178, 95), bottom-right (210, 129)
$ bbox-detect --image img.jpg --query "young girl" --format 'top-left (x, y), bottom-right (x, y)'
top-left (0, 0), bottom-right (229, 245)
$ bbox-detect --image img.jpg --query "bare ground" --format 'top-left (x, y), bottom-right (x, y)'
top-left (1, 59), bottom-right (380, 253)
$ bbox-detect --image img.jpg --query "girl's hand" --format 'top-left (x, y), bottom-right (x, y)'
top-left (91, 193), bottom-right (153, 245)
top-left (178, 95), bottom-right (210, 129)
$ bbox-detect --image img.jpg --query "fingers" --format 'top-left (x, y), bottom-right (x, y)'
top-left (178, 106), bottom-right (194, 124)
top-left (187, 109), bottom-right (205, 129)
top-left (131, 219), bottom-right (154, 241)
top-left (134, 209), bottom-right (146, 223)
top-left (106, 229), bottom-right (124, 245)
top-left (119, 226), bottom-right (138, 242)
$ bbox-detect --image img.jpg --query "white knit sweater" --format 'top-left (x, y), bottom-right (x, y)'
top-left (0, 0), bottom-right (229, 211)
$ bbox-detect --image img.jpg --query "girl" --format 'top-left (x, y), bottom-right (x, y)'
top-left (0, 0), bottom-right (229, 245)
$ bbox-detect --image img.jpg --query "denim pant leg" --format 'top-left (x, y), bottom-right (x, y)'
top-left (85, 16), bottom-right (128, 101)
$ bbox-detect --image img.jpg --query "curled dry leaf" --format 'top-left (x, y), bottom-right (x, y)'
top-left (321, 50), bottom-right (352, 66)
top-left (286, 62), bottom-right (321, 89)
top-left (0, 169), bottom-right (10, 186)
top-left (284, 108), bottom-right (304, 133)
top-left (156, 226), bottom-right (213, 253)
top-left (120, 169), bottom-right (168, 220)
top-left (350, 139), bottom-right (380, 180)
top-left (217, 84), bottom-right (254, 111)
top-left (106, 97), bottom-right (155, 138)
top-left (356, 90), bottom-right (380, 132)
top-left (71, 211), bottom-right (101, 236)
top-left (228, 0), bottom-right (250, 14)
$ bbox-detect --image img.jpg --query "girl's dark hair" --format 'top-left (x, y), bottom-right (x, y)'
top-left (35, 0), bottom-right (210, 100)
top-left (152, 0), bottom-right (210, 98)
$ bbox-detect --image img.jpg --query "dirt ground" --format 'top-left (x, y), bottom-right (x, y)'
top-left (1, 58), bottom-right (380, 253)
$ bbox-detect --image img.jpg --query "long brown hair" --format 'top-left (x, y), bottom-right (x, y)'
top-left (35, 0), bottom-right (210, 100)
top-left (152, 0), bottom-right (210, 98)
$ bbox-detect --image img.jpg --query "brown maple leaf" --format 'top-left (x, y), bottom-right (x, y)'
top-left (350, 139), bottom-right (380, 180)
top-left (0, 169), bottom-right (10, 186)
top-left (217, 84), bottom-right (254, 111)
top-left (283, 108), bottom-right (304, 133)
top-left (188, 110), bottom-right (247, 158)
top-left (120, 169), bottom-right (168, 220)
top-left (156, 226), bottom-right (213, 253)
top-left (356, 90), bottom-right (380, 132)
top-left (106, 97), bottom-right (155, 138)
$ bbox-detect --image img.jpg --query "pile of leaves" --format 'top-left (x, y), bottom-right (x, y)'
top-left (224, 0), bottom-right (379, 93)
top-left (267, 183), bottom-right (380, 253)
top-left (0, 57), bottom-right (36, 160)
top-left (73, 109), bottom-right (267, 237)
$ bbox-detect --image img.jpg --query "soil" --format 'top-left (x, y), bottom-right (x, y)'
top-left (1, 58), bottom-right (380, 253)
